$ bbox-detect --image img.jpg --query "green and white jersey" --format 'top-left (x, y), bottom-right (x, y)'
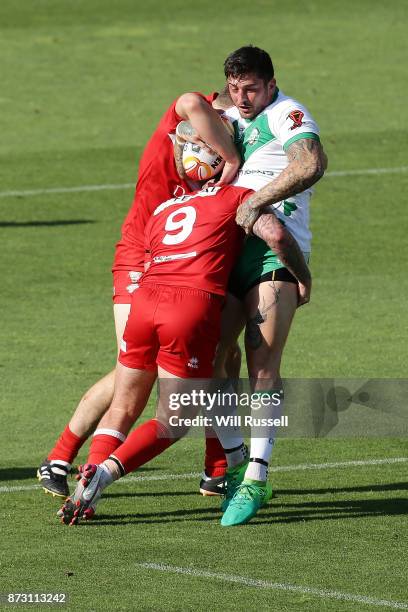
top-left (225, 88), bottom-right (320, 252)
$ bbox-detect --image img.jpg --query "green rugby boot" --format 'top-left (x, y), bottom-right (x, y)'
top-left (221, 480), bottom-right (272, 526)
top-left (221, 460), bottom-right (249, 512)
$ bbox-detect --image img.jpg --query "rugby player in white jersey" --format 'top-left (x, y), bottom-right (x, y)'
top-left (211, 45), bottom-right (327, 526)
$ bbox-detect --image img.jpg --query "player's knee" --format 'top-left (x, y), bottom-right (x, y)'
top-left (247, 356), bottom-right (281, 383)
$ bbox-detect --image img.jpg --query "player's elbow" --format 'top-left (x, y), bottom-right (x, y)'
top-left (304, 157), bottom-right (325, 184)
top-left (176, 93), bottom-right (206, 119)
top-left (314, 158), bottom-right (326, 180)
top-left (309, 150), bottom-right (327, 183)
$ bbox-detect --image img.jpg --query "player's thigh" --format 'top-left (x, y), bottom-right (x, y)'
top-left (112, 268), bottom-right (143, 351)
top-left (244, 280), bottom-right (298, 378)
top-left (119, 285), bottom-right (159, 373)
top-left (113, 303), bottom-right (131, 351)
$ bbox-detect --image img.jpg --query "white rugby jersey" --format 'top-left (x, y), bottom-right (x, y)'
top-left (226, 88), bottom-right (320, 252)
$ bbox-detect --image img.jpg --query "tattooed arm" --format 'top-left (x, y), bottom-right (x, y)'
top-left (176, 121), bottom-right (206, 148)
top-left (252, 212), bottom-right (312, 306)
top-left (174, 141), bottom-right (187, 180)
top-left (175, 92), bottom-right (241, 184)
top-left (236, 138), bottom-right (326, 232)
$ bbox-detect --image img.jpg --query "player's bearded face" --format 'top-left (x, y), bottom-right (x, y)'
top-left (227, 74), bottom-right (276, 119)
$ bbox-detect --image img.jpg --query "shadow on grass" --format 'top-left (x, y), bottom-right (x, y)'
top-left (103, 490), bottom-right (198, 500)
top-left (254, 497), bottom-right (408, 524)
top-left (0, 466), bottom-right (159, 482)
top-left (278, 482), bottom-right (408, 496)
top-left (0, 220), bottom-right (95, 228)
top-left (83, 494), bottom-right (408, 527)
top-left (87, 505), bottom-right (221, 526)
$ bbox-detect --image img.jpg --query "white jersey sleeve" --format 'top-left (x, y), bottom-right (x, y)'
top-left (269, 97), bottom-right (320, 151)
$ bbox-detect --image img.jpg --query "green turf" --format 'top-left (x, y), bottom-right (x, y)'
top-left (1, 0), bottom-right (407, 610)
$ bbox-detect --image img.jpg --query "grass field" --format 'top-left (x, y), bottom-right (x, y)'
top-left (1, 1), bottom-right (407, 610)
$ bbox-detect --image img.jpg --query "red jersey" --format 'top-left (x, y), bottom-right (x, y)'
top-left (142, 185), bottom-right (253, 296)
top-left (113, 93), bottom-right (217, 272)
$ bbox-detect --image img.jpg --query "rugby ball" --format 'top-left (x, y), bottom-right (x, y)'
top-left (182, 142), bottom-right (225, 182)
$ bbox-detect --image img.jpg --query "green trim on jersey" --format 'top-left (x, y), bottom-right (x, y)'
top-left (233, 114), bottom-right (276, 163)
top-left (283, 131), bottom-right (320, 151)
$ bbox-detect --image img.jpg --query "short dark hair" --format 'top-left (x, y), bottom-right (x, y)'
top-left (224, 45), bottom-right (274, 82)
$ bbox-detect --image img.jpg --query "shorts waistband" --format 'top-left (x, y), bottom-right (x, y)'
top-left (140, 282), bottom-right (221, 301)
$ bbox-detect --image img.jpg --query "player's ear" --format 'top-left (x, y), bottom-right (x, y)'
top-left (267, 78), bottom-right (276, 97)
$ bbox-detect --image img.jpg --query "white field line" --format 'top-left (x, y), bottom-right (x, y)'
top-left (1, 166), bottom-right (408, 199)
top-left (138, 562), bottom-right (408, 610)
top-left (0, 183), bottom-right (134, 199)
top-left (1, 456), bottom-right (406, 494)
top-left (326, 166), bottom-right (408, 177)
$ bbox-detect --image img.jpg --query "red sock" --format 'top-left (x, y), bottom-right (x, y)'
top-left (112, 419), bottom-right (174, 474)
top-left (204, 432), bottom-right (227, 477)
top-left (48, 425), bottom-right (86, 464)
top-left (87, 432), bottom-right (125, 464)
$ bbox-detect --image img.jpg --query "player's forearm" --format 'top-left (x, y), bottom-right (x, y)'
top-left (173, 142), bottom-right (187, 179)
top-left (252, 214), bottom-right (311, 285)
top-left (175, 93), bottom-right (239, 164)
top-left (249, 139), bottom-right (326, 211)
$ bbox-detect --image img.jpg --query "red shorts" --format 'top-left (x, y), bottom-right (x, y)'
top-left (119, 283), bottom-right (222, 377)
top-left (112, 269), bottom-right (143, 305)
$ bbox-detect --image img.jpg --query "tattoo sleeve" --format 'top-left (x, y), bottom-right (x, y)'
top-left (176, 120), bottom-right (198, 142)
top-left (252, 213), bottom-right (311, 285)
top-left (174, 142), bottom-right (186, 179)
top-left (248, 138), bottom-right (326, 211)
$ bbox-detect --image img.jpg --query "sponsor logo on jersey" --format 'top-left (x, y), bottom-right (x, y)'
top-left (287, 110), bottom-right (304, 130)
top-left (120, 339), bottom-right (127, 353)
top-left (187, 356), bottom-right (199, 369)
top-left (153, 186), bottom-right (221, 216)
top-left (153, 251), bottom-right (197, 264)
top-left (240, 169), bottom-right (275, 178)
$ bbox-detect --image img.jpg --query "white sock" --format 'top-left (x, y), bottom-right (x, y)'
top-left (50, 460), bottom-right (71, 474)
top-left (246, 389), bottom-right (283, 481)
top-left (98, 463), bottom-right (114, 489)
top-left (102, 457), bottom-right (123, 483)
top-left (249, 436), bottom-right (275, 464)
top-left (209, 383), bottom-right (244, 451)
top-left (245, 458), bottom-right (269, 482)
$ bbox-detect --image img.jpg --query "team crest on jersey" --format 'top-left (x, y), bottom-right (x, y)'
top-left (247, 127), bottom-right (260, 146)
top-left (287, 110), bottom-right (304, 130)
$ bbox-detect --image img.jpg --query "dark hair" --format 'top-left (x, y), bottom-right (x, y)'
top-left (224, 45), bottom-right (274, 82)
